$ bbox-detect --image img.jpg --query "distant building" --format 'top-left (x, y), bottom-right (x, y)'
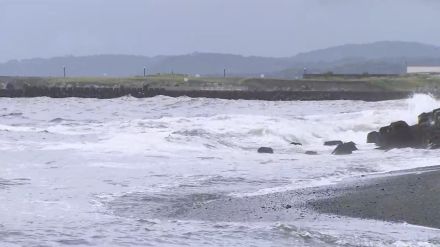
top-left (407, 66), bottom-right (440, 74)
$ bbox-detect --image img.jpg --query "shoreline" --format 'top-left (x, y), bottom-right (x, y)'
top-left (164, 166), bottom-right (440, 229)
top-left (309, 166), bottom-right (440, 229)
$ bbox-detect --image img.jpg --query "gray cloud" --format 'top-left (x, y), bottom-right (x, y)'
top-left (0, 0), bottom-right (439, 62)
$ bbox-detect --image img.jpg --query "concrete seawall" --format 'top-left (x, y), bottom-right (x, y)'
top-left (0, 85), bottom-right (413, 101)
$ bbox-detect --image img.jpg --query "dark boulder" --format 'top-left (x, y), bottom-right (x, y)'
top-left (258, 147), bottom-right (274, 154)
top-left (428, 134), bottom-right (440, 149)
top-left (386, 121), bottom-right (416, 148)
top-left (290, 142), bottom-right (302, 146)
top-left (332, 142), bottom-right (358, 155)
top-left (324, 140), bottom-right (343, 146)
top-left (418, 112), bottom-right (432, 128)
top-left (346, 141), bottom-right (358, 150)
top-left (305, 151), bottom-right (318, 155)
top-left (367, 108), bottom-right (440, 150)
top-left (369, 121), bottom-right (421, 149)
top-left (367, 131), bottom-right (380, 144)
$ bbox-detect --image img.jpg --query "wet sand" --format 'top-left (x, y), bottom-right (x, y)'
top-left (172, 166), bottom-right (440, 229)
top-left (309, 166), bottom-right (440, 229)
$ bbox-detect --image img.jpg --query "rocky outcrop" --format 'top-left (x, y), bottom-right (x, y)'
top-left (332, 142), bottom-right (358, 155)
top-left (368, 108), bottom-right (440, 149)
top-left (258, 147), bottom-right (274, 154)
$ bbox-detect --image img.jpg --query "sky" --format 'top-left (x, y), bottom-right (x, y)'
top-left (0, 0), bottom-right (439, 62)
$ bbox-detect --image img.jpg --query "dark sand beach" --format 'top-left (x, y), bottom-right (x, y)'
top-left (173, 166), bottom-right (440, 229)
top-left (310, 166), bottom-right (440, 229)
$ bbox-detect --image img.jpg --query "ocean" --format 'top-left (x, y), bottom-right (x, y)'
top-left (1, 94), bottom-right (440, 246)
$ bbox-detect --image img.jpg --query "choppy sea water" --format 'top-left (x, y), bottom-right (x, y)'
top-left (1, 94), bottom-right (440, 246)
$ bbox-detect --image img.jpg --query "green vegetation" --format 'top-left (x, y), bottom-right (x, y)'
top-left (8, 74), bottom-right (243, 88)
top-left (366, 74), bottom-right (440, 91)
top-left (2, 73), bottom-right (440, 92)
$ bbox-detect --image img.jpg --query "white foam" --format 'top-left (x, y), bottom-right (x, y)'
top-left (2, 95), bottom-right (440, 246)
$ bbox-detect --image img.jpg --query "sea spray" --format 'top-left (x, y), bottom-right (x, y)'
top-left (405, 94), bottom-right (440, 124)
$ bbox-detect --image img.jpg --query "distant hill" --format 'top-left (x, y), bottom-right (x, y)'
top-left (271, 41), bottom-right (440, 78)
top-left (291, 41), bottom-right (440, 62)
top-left (0, 55), bottom-right (159, 77)
top-left (1, 41), bottom-right (440, 78)
top-left (0, 53), bottom-right (288, 77)
top-left (149, 53), bottom-right (290, 76)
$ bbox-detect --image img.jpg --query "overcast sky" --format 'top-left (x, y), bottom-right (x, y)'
top-left (0, 0), bottom-right (439, 62)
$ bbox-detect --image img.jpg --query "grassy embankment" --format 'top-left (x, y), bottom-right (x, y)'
top-left (2, 74), bottom-right (440, 92)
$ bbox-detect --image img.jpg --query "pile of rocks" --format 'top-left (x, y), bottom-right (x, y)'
top-left (257, 140), bottom-right (358, 155)
top-left (257, 108), bottom-right (440, 155)
top-left (367, 108), bottom-right (440, 149)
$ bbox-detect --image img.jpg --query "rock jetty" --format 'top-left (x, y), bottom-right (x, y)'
top-left (368, 108), bottom-right (440, 149)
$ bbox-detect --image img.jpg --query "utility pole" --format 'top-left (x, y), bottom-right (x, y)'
top-left (224, 68), bottom-right (226, 78)
top-left (63, 66), bottom-right (66, 78)
top-left (144, 67), bottom-right (146, 77)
